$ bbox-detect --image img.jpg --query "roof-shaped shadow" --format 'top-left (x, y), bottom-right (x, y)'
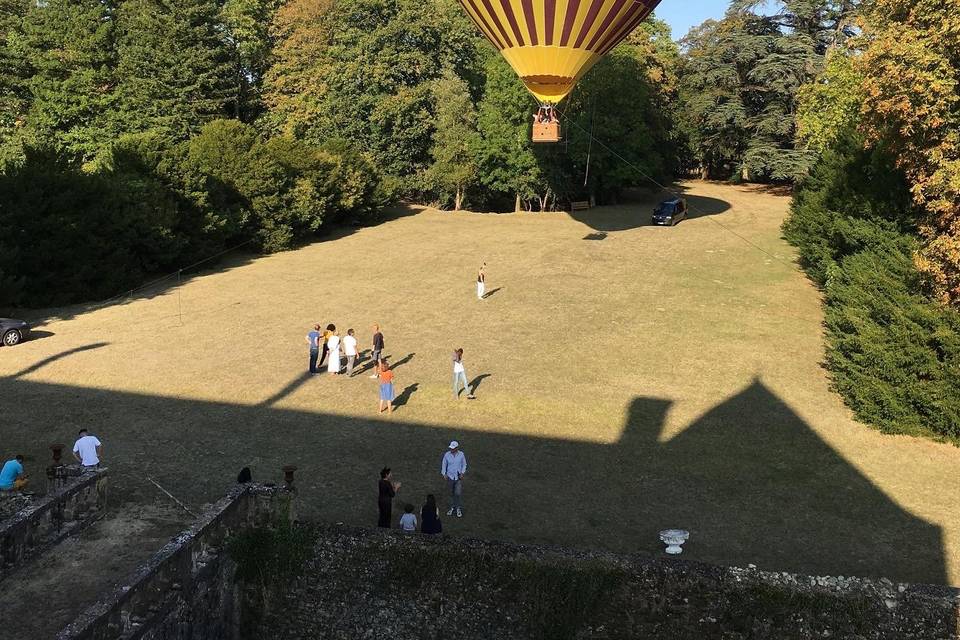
top-left (0, 372), bottom-right (945, 586)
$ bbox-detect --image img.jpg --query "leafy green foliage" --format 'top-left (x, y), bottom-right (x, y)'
top-left (424, 68), bottom-right (479, 210)
top-left (796, 51), bottom-right (864, 154)
top-left (115, 0), bottom-right (238, 142)
top-left (678, 0), bottom-right (858, 181)
top-left (784, 136), bottom-right (960, 440)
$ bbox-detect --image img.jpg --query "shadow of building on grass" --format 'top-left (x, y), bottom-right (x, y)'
top-left (0, 373), bottom-right (946, 587)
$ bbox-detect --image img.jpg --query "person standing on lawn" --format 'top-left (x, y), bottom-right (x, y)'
top-left (477, 263), bottom-right (486, 300)
top-left (319, 324), bottom-right (335, 368)
top-left (306, 324), bottom-right (322, 374)
top-left (421, 494), bottom-right (442, 534)
top-left (440, 440), bottom-right (467, 517)
top-left (343, 328), bottom-right (359, 376)
top-left (452, 348), bottom-right (475, 399)
top-left (369, 324), bottom-right (385, 378)
top-left (326, 328), bottom-right (341, 375)
top-left (378, 467), bottom-right (401, 528)
top-left (378, 360), bottom-right (395, 414)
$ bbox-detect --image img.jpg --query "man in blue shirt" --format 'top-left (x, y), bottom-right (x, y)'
top-left (306, 324), bottom-right (321, 374)
top-left (0, 454), bottom-right (27, 491)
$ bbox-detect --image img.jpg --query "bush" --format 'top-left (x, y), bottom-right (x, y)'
top-left (783, 135), bottom-right (960, 441)
top-left (0, 122), bottom-right (383, 308)
top-left (0, 146), bottom-right (171, 307)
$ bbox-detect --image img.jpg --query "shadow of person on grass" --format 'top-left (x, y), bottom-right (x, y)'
top-left (482, 288), bottom-right (502, 299)
top-left (389, 353), bottom-right (415, 370)
top-left (393, 383), bottom-right (419, 408)
top-left (469, 374), bottom-right (491, 394)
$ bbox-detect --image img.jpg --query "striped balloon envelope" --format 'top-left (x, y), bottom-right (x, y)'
top-left (458, 0), bottom-right (663, 104)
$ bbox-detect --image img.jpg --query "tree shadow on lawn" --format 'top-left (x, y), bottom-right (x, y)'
top-left (568, 186), bottom-right (732, 233)
top-left (14, 205), bottom-right (425, 327)
top-left (0, 374), bottom-right (949, 588)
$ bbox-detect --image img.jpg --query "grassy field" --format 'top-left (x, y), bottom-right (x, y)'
top-left (2, 181), bottom-right (958, 586)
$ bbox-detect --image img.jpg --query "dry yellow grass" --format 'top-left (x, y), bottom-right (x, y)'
top-left (2, 181), bottom-right (958, 585)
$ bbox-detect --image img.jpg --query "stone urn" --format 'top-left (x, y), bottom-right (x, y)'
top-left (659, 529), bottom-right (690, 555)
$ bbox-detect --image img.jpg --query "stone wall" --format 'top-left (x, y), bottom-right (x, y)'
top-left (0, 466), bottom-right (107, 581)
top-left (258, 526), bottom-right (960, 640)
top-left (57, 483), bottom-right (295, 640)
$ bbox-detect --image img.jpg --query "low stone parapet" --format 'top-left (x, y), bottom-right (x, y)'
top-left (0, 465), bottom-right (108, 581)
top-left (56, 483), bottom-right (295, 640)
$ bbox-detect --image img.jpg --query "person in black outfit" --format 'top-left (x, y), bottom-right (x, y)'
top-left (421, 493), bottom-right (442, 535)
top-left (378, 467), bottom-right (401, 528)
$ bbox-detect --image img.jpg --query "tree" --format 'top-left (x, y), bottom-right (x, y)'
top-left (678, 0), bottom-right (859, 181)
top-left (473, 53), bottom-right (541, 212)
top-left (12, 0), bottom-right (118, 161)
top-left (262, 0), bottom-right (482, 196)
top-left (220, 0), bottom-right (284, 121)
top-left (795, 49), bottom-right (864, 153)
top-left (114, 0), bottom-right (237, 143)
top-left (426, 69), bottom-right (479, 210)
top-left (0, 0), bottom-right (30, 164)
top-left (856, 0), bottom-right (960, 306)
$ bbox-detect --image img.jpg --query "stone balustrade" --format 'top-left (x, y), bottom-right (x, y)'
top-left (0, 465), bottom-right (108, 582)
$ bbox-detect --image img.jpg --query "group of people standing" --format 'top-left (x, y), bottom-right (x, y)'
top-left (306, 323), bottom-right (368, 376)
top-left (378, 440), bottom-right (468, 532)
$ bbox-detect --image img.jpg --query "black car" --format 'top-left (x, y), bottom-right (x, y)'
top-left (1, 318), bottom-right (30, 346)
top-left (652, 197), bottom-right (688, 226)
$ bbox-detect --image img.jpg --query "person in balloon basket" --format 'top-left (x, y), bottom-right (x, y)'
top-left (441, 440), bottom-right (467, 517)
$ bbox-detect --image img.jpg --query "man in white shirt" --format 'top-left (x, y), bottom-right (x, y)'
top-left (73, 429), bottom-right (102, 468)
top-left (440, 440), bottom-right (467, 518)
top-left (343, 329), bottom-right (359, 376)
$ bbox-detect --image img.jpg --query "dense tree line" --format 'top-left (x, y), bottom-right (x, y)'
top-left (1, 0), bottom-right (956, 437)
top-left (0, 0), bottom-right (682, 307)
top-left (784, 0), bottom-right (960, 439)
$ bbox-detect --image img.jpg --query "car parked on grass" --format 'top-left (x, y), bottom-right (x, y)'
top-left (652, 197), bottom-right (688, 226)
top-left (1, 318), bottom-right (30, 346)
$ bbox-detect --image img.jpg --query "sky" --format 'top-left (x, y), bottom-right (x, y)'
top-left (654, 0), bottom-right (730, 40)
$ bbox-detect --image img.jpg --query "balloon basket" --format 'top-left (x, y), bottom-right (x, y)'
top-left (533, 121), bottom-right (562, 143)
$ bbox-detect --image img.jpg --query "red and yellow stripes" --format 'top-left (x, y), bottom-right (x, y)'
top-left (457, 0), bottom-right (660, 101)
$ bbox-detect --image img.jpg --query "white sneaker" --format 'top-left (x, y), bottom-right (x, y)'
top-left (456, 508), bottom-right (463, 518)
top-left (446, 507), bottom-right (455, 516)
top-left (368, 374), bottom-right (378, 379)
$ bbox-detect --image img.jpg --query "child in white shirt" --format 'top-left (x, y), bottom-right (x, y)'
top-left (399, 503), bottom-right (417, 532)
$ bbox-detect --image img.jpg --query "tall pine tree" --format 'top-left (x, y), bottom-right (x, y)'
top-left (13, 0), bottom-right (117, 161)
top-left (114, 0), bottom-right (236, 142)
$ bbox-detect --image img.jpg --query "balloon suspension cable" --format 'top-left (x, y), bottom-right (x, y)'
top-left (583, 97), bottom-right (595, 187)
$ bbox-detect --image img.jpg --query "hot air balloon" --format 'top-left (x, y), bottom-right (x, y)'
top-left (458, 0), bottom-right (663, 142)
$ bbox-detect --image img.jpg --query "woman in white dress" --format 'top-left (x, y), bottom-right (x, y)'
top-left (326, 329), bottom-right (341, 375)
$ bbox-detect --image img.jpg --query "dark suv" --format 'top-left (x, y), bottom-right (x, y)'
top-left (1, 318), bottom-right (30, 346)
top-left (652, 198), bottom-right (688, 226)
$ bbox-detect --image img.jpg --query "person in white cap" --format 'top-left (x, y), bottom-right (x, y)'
top-left (440, 440), bottom-right (467, 517)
